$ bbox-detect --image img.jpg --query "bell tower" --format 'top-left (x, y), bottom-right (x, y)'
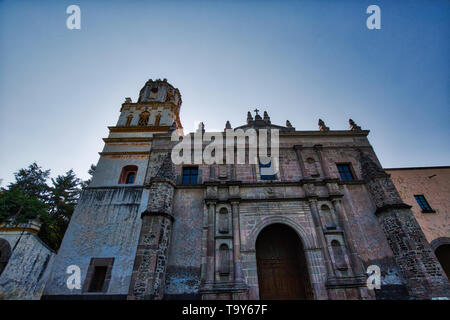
top-left (115, 78), bottom-right (183, 130)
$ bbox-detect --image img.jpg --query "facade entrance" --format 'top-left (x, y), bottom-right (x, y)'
top-left (435, 244), bottom-right (450, 280)
top-left (255, 224), bottom-right (313, 300)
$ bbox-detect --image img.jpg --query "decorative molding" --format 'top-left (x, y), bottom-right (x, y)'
top-left (103, 138), bottom-right (152, 143)
top-left (98, 151), bottom-right (149, 156)
top-left (140, 210), bottom-right (175, 222)
top-left (108, 126), bottom-right (171, 133)
top-left (0, 227), bottom-right (39, 235)
top-left (279, 130), bottom-right (370, 137)
top-left (374, 203), bottom-right (413, 216)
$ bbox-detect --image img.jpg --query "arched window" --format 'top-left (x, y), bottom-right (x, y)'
top-left (218, 244), bottom-right (230, 275)
top-left (138, 112), bottom-right (150, 126)
top-left (154, 114), bottom-right (161, 126)
top-left (0, 238), bottom-right (11, 276)
top-left (331, 240), bottom-right (348, 270)
top-left (218, 208), bottom-right (229, 234)
top-left (118, 165), bottom-right (138, 184)
top-left (125, 114), bottom-right (133, 127)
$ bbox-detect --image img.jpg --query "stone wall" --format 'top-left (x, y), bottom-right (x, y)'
top-left (43, 187), bottom-right (144, 296)
top-left (0, 231), bottom-right (55, 300)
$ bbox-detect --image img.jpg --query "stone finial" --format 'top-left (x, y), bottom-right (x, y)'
top-left (263, 111), bottom-right (271, 124)
top-left (196, 122), bottom-right (205, 134)
top-left (286, 120), bottom-right (292, 128)
top-left (163, 78), bottom-right (167, 82)
top-left (349, 119), bottom-right (362, 131)
top-left (254, 108), bottom-right (262, 121)
top-left (125, 97), bottom-right (132, 103)
top-left (225, 121), bottom-right (232, 130)
top-left (247, 111), bottom-right (253, 124)
top-left (318, 119), bottom-right (330, 131)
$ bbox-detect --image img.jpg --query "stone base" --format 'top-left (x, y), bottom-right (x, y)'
top-left (199, 282), bottom-right (249, 300)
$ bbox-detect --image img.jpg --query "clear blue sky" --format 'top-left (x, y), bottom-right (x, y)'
top-left (0, 0), bottom-right (449, 185)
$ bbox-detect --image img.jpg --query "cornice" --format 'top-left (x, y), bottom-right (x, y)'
top-left (0, 227), bottom-right (39, 235)
top-left (103, 137), bottom-right (152, 143)
top-left (108, 126), bottom-right (171, 133)
top-left (279, 130), bottom-right (370, 137)
top-left (120, 101), bottom-right (179, 112)
top-left (98, 151), bottom-right (149, 156)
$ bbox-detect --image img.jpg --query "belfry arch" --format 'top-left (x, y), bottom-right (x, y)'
top-left (255, 223), bottom-right (314, 300)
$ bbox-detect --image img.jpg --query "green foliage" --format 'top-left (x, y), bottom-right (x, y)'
top-left (1, 162), bottom-right (96, 251)
top-left (0, 188), bottom-right (49, 225)
top-left (39, 170), bottom-right (82, 249)
top-left (8, 162), bottom-right (50, 202)
top-left (81, 164), bottom-right (96, 188)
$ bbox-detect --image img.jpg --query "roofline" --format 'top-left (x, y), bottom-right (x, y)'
top-left (384, 166), bottom-right (450, 171)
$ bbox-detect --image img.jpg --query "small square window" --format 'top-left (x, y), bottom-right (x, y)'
top-left (337, 164), bottom-right (354, 181)
top-left (82, 257), bottom-right (114, 293)
top-left (182, 167), bottom-right (198, 185)
top-left (414, 195), bottom-right (433, 212)
top-left (88, 266), bottom-right (107, 292)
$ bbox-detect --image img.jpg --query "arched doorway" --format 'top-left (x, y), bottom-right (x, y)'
top-left (435, 244), bottom-right (450, 280)
top-left (255, 224), bottom-right (313, 300)
top-left (0, 238), bottom-right (12, 276)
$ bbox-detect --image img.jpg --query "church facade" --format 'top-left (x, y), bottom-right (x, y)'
top-left (41, 79), bottom-right (450, 300)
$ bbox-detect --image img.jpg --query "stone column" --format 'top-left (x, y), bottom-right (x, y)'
top-left (205, 200), bottom-right (216, 287)
top-left (293, 145), bottom-right (308, 179)
top-left (127, 152), bottom-right (176, 300)
top-left (308, 196), bottom-right (335, 278)
top-left (314, 144), bottom-right (330, 178)
top-left (331, 198), bottom-right (365, 276)
top-left (360, 150), bottom-right (450, 298)
top-left (231, 200), bottom-right (244, 283)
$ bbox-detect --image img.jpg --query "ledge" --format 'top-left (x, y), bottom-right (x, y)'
top-left (141, 210), bottom-right (175, 222)
top-left (99, 151), bottom-right (150, 156)
top-left (103, 137), bottom-right (152, 143)
top-left (325, 275), bottom-right (367, 289)
top-left (375, 203), bottom-right (412, 216)
top-left (108, 125), bottom-right (171, 133)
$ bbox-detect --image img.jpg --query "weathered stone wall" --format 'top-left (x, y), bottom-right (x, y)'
top-left (0, 231), bottom-right (55, 300)
top-left (340, 184), bottom-right (404, 288)
top-left (164, 188), bottom-right (204, 298)
top-left (43, 187), bottom-right (144, 296)
top-left (90, 155), bottom-right (149, 187)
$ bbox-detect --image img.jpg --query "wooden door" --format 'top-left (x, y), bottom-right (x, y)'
top-left (256, 224), bottom-right (313, 300)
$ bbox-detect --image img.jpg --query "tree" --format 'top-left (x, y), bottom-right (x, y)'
top-left (8, 162), bottom-right (50, 202)
top-left (0, 188), bottom-right (49, 225)
top-left (1, 163), bottom-right (90, 251)
top-left (81, 164), bottom-right (96, 188)
top-left (39, 169), bottom-right (82, 250)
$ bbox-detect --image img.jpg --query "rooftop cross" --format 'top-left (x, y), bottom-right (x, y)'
top-left (254, 108), bottom-right (259, 115)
